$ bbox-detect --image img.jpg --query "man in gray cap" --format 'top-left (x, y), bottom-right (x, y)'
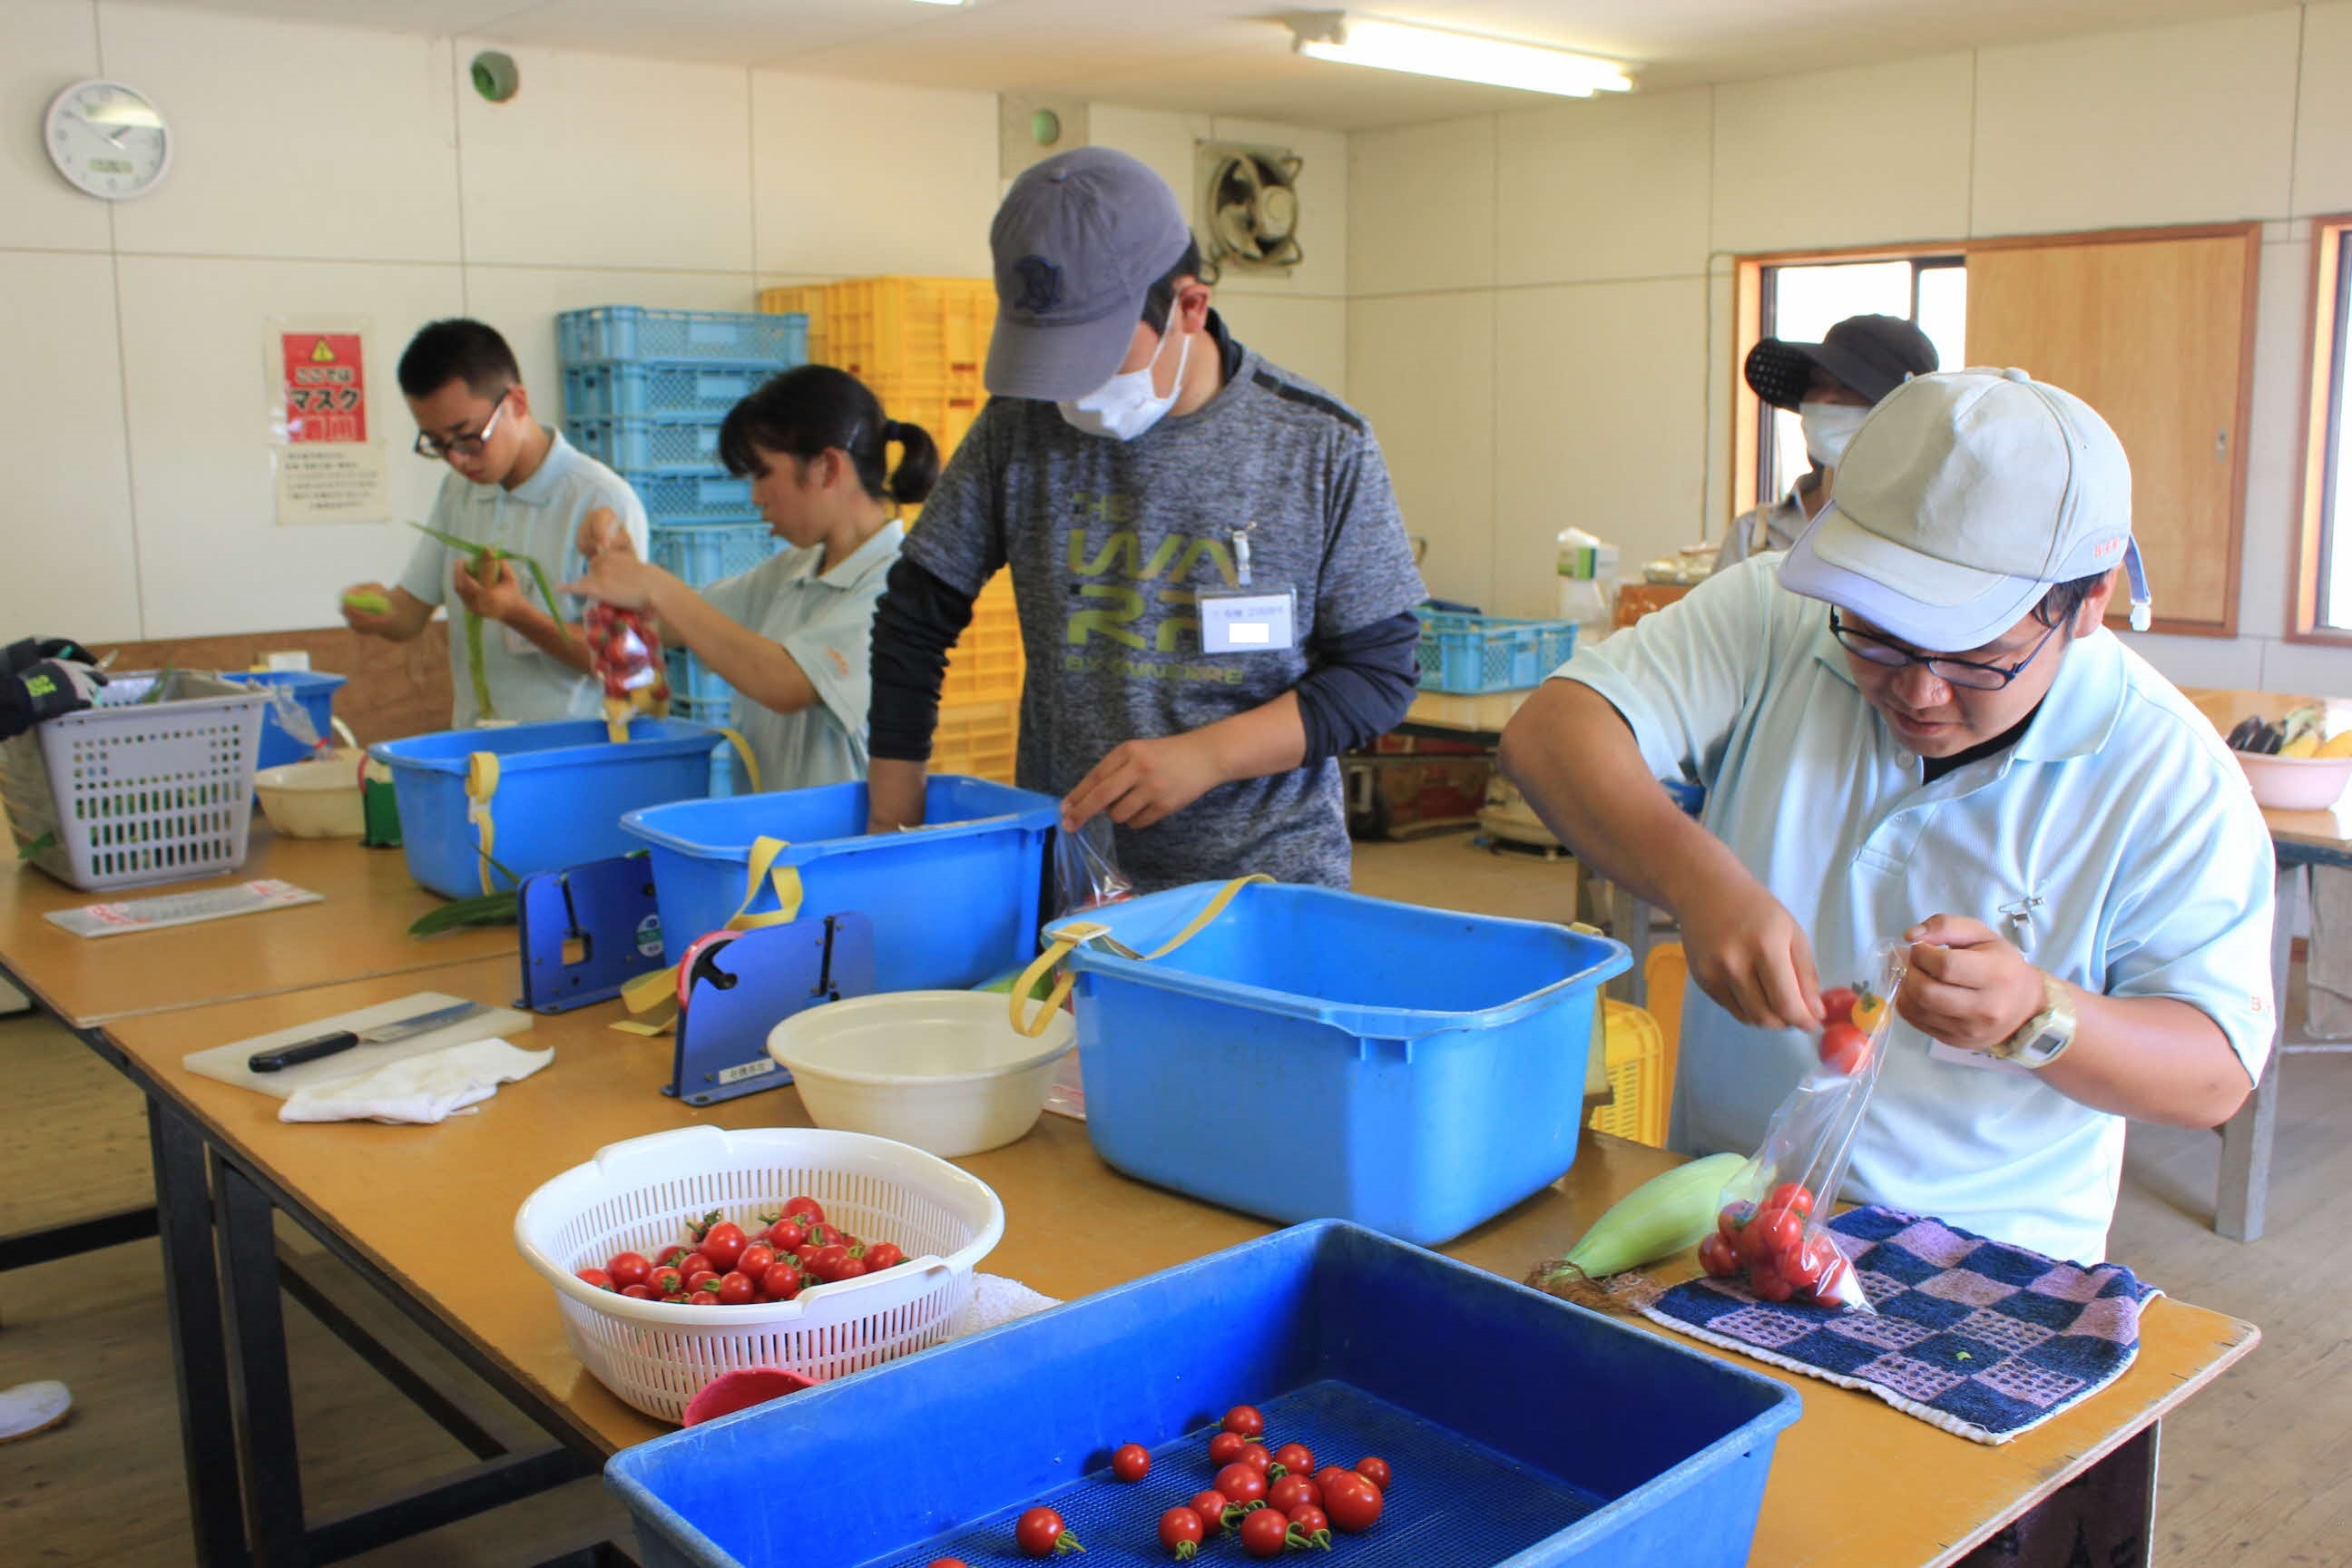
top-left (1718, 314), bottom-right (1940, 569)
top-left (1503, 368), bottom-right (2270, 1264)
top-left (866, 148), bottom-right (1426, 892)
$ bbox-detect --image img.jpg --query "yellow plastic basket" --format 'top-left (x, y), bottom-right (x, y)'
top-left (931, 699), bottom-right (1019, 786)
top-left (1587, 999), bottom-right (1669, 1148)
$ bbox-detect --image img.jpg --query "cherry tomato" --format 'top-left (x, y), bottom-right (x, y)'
top-left (1238, 1508), bottom-right (1290, 1559)
top-left (806, 1245), bottom-right (849, 1282)
top-left (605, 1252), bottom-right (652, 1289)
top-left (701, 1223), bottom-right (749, 1271)
top-left (737, 1244), bottom-right (776, 1277)
top-left (683, 1269), bottom-right (720, 1294)
top-left (1760, 1209), bottom-right (1804, 1262)
top-left (1749, 1263), bottom-right (1794, 1303)
top-left (1189, 1491), bottom-right (1230, 1537)
top-left (1221, 1404), bottom-right (1265, 1438)
top-left (714, 1271), bottom-right (757, 1306)
top-left (1768, 1182), bottom-right (1815, 1218)
top-left (926, 1561), bottom-right (968, 1568)
top-left (655, 1244), bottom-right (686, 1267)
top-left (1355, 1456), bottom-right (1392, 1492)
top-left (783, 1195), bottom-right (825, 1225)
top-left (1718, 1200), bottom-right (1753, 1239)
top-left (662, 1293), bottom-right (692, 1304)
top-left (1323, 1475), bottom-right (1383, 1534)
top-left (678, 1252), bottom-right (711, 1280)
top-left (760, 1263), bottom-right (802, 1300)
top-left (1214, 1463), bottom-right (1268, 1506)
top-left (650, 1266), bottom-right (683, 1295)
top-left (575, 1268), bottom-right (613, 1290)
top-left (1209, 1432), bottom-right (1248, 1465)
top-left (765, 1218), bottom-right (807, 1252)
top-left (1819, 986), bottom-right (1858, 1026)
top-left (1698, 1232), bottom-right (1740, 1278)
top-left (1313, 1466), bottom-right (1355, 1497)
top-left (1014, 1506), bottom-right (1080, 1557)
top-left (1271, 1441), bottom-right (1314, 1476)
top-left (1267, 1475), bottom-right (1319, 1514)
top-left (833, 1258), bottom-right (868, 1281)
top-left (1159, 1506), bottom-right (1204, 1560)
top-left (1112, 1442), bottom-right (1151, 1482)
top-left (1735, 1219), bottom-right (1776, 1268)
top-left (1238, 1442), bottom-right (1274, 1475)
top-left (1820, 1021), bottom-right (1871, 1075)
top-left (1288, 1505), bottom-right (1332, 1550)
top-left (619, 1283), bottom-right (656, 1299)
top-left (863, 1241), bottom-right (906, 1272)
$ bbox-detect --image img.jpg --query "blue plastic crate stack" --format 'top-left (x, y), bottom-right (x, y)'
top-left (557, 307), bottom-right (808, 782)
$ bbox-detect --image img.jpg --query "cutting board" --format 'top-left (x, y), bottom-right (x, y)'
top-left (182, 991), bottom-right (534, 1099)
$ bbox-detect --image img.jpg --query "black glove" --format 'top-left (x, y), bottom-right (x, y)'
top-left (2, 660), bottom-right (106, 737)
top-left (3, 637), bottom-right (99, 675)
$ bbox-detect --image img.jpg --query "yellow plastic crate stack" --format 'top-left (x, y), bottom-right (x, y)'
top-left (759, 278), bottom-right (1020, 784)
top-left (1588, 999), bottom-right (1670, 1148)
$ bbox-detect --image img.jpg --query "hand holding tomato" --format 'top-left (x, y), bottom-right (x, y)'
top-left (1062, 731), bottom-right (1228, 833)
top-left (1677, 870), bottom-right (1824, 1034)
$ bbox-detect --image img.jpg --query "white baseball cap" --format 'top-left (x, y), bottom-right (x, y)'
top-left (1779, 367), bottom-right (2152, 650)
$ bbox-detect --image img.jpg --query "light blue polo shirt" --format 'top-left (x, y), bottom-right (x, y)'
top-left (1556, 555), bottom-right (2275, 1263)
top-left (701, 522), bottom-right (902, 792)
top-left (397, 432), bottom-right (649, 728)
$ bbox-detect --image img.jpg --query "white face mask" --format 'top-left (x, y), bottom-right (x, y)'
top-left (1057, 323), bottom-right (1191, 441)
top-left (1798, 400), bottom-right (1870, 468)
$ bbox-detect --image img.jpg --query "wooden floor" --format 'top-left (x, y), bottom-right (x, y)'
top-left (0, 832), bottom-right (2341, 1566)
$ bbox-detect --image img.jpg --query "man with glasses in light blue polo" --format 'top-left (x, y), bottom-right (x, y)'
top-left (1502, 368), bottom-right (2274, 1263)
top-left (342, 318), bottom-right (646, 726)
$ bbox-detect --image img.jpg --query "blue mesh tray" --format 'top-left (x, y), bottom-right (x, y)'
top-left (606, 1221), bottom-right (1798, 1568)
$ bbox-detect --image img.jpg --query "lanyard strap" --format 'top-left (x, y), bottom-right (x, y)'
top-left (1009, 874), bottom-right (1269, 1038)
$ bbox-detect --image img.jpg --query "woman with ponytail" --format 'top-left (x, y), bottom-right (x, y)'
top-left (566, 365), bottom-right (937, 789)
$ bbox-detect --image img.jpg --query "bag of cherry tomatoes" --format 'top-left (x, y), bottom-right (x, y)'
top-left (1699, 944), bottom-right (1909, 1313)
top-left (583, 603), bottom-right (671, 715)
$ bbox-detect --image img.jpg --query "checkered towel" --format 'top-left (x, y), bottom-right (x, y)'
top-left (1642, 1206), bottom-right (2161, 1445)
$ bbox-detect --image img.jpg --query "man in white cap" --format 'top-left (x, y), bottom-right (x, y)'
top-left (864, 147), bottom-right (1426, 892)
top-left (1501, 368), bottom-right (2274, 1262)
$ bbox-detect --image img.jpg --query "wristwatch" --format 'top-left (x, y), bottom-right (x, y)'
top-left (1986, 972), bottom-right (2078, 1069)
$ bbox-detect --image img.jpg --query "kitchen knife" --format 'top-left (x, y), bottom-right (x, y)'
top-left (248, 999), bottom-right (493, 1073)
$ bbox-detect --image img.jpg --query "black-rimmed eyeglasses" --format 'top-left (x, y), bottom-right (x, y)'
top-left (413, 388), bottom-right (511, 460)
top-left (1829, 610), bottom-right (2060, 691)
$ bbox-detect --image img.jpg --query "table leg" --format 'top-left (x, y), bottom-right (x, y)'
top-left (147, 1099), bottom-right (251, 1568)
top-left (211, 1150), bottom-right (309, 1567)
top-left (1954, 1421), bottom-right (2159, 1567)
top-left (2219, 860), bottom-right (2297, 1241)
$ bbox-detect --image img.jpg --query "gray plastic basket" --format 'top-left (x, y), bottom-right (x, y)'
top-left (0, 671), bottom-right (269, 891)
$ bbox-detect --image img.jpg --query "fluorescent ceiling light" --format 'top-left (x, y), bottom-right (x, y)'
top-left (906, 0), bottom-right (966, 6)
top-left (1288, 13), bottom-right (1634, 98)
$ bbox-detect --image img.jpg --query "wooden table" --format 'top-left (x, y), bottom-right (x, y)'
top-left (103, 961), bottom-right (2259, 1568)
top-left (0, 827), bottom-right (514, 1028)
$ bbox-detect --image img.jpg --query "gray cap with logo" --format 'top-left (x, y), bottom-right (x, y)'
top-left (985, 147), bottom-right (1195, 401)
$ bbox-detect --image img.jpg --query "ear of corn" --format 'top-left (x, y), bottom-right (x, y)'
top-left (1535, 1152), bottom-right (1752, 1288)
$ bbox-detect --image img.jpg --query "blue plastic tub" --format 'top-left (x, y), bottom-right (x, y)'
top-left (1055, 883), bottom-right (1630, 1245)
top-left (556, 306), bottom-right (807, 367)
top-left (1415, 611), bottom-right (1579, 694)
top-left (621, 776), bottom-right (1056, 993)
top-left (372, 719), bottom-right (724, 899)
top-left (565, 416), bottom-right (726, 475)
top-left (224, 671), bottom-right (346, 770)
top-left (606, 1220), bottom-right (1799, 1568)
top-left (563, 359), bottom-right (776, 419)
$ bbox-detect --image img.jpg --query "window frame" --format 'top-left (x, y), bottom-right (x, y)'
top-left (2292, 215), bottom-right (2352, 645)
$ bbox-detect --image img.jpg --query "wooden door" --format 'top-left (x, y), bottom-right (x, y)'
top-left (1965, 228), bottom-right (2259, 634)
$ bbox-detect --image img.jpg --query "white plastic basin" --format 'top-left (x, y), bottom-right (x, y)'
top-left (768, 991), bottom-right (1075, 1159)
top-left (254, 750), bottom-right (366, 838)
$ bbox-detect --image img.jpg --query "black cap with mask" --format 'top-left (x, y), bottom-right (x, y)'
top-left (1745, 314), bottom-right (1940, 411)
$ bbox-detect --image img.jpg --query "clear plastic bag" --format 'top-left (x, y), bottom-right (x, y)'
top-left (584, 603), bottom-right (671, 726)
top-left (1701, 944), bottom-right (1910, 1313)
top-left (1052, 815), bottom-right (1133, 919)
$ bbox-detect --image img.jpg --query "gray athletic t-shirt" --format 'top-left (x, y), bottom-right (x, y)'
top-left (902, 323), bottom-right (1425, 891)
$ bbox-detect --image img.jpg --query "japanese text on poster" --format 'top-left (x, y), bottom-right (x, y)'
top-left (266, 317), bottom-right (388, 526)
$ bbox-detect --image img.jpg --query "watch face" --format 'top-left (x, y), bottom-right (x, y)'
top-left (46, 81), bottom-right (172, 201)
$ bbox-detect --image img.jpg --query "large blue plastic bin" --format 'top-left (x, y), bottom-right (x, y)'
top-left (372, 719), bottom-right (724, 899)
top-left (621, 776), bottom-right (1056, 993)
top-left (556, 306), bottom-right (806, 367)
top-left (1054, 882), bottom-right (1629, 1244)
top-left (607, 1220), bottom-right (1799, 1568)
top-left (224, 671), bottom-right (346, 770)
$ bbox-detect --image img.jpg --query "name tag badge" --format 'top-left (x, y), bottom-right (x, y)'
top-left (1199, 587), bottom-right (1298, 655)
top-left (1926, 1039), bottom-right (2034, 1077)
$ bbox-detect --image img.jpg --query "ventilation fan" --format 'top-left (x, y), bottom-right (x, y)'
top-left (1196, 142), bottom-right (1304, 274)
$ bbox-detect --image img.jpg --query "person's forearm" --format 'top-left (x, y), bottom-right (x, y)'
top-left (1198, 691), bottom-right (1308, 785)
top-left (2024, 987), bottom-right (2250, 1127)
top-left (867, 757), bottom-right (926, 831)
top-left (501, 601), bottom-right (593, 673)
top-left (1498, 680), bottom-right (1747, 915)
top-left (647, 571), bottom-right (817, 715)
